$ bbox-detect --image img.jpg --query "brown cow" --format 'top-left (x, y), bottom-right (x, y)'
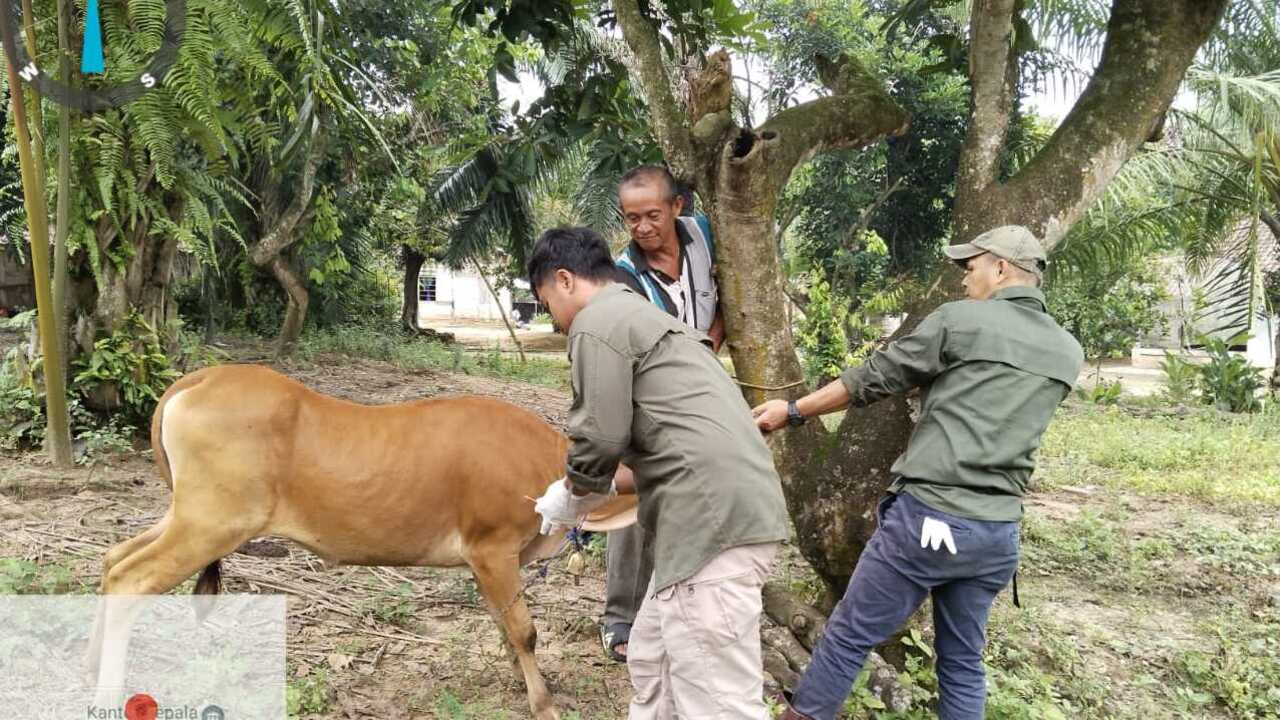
top-left (87, 363), bottom-right (632, 720)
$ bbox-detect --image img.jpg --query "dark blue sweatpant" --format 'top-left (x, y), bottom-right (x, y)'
top-left (791, 491), bottom-right (1020, 719)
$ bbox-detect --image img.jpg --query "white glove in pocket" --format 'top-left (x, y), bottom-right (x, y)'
top-left (920, 517), bottom-right (957, 555)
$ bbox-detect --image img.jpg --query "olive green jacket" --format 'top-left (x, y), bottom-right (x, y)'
top-left (840, 286), bottom-right (1084, 521)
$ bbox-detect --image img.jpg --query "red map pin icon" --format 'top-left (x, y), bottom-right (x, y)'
top-left (125, 693), bottom-right (159, 720)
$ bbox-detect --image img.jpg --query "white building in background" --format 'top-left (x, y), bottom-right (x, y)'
top-left (416, 264), bottom-right (543, 325)
top-left (1134, 221), bottom-right (1279, 369)
top-left (417, 264), bottom-right (512, 324)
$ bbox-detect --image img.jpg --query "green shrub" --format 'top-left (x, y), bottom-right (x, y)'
top-left (72, 313), bottom-right (180, 425)
top-left (1076, 378), bottom-right (1122, 405)
top-left (1160, 351), bottom-right (1199, 404)
top-left (1198, 335), bottom-right (1265, 413)
top-left (286, 667), bottom-right (331, 716)
top-left (0, 558), bottom-right (83, 594)
top-left (1176, 612), bottom-right (1280, 719)
top-left (0, 312), bottom-right (208, 455)
top-left (796, 269), bottom-right (853, 386)
top-left (1047, 267), bottom-right (1167, 361)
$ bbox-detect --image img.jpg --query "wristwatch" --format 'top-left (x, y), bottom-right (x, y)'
top-left (787, 400), bottom-right (806, 427)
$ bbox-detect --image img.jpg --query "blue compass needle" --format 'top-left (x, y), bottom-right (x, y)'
top-left (81, 0), bottom-right (105, 74)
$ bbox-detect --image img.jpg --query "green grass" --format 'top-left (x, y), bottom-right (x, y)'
top-left (1176, 608), bottom-right (1280, 719)
top-left (431, 691), bottom-right (583, 720)
top-left (286, 667), bottom-right (332, 717)
top-left (0, 558), bottom-right (87, 594)
top-left (297, 325), bottom-right (569, 389)
top-left (1038, 402), bottom-right (1280, 507)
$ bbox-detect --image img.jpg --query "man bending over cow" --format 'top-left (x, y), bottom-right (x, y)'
top-left (529, 226), bottom-right (789, 719)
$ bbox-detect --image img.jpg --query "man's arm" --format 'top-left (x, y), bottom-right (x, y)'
top-left (839, 308), bottom-right (949, 406)
top-left (753, 308), bottom-right (949, 432)
top-left (565, 333), bottom-right (634, 494)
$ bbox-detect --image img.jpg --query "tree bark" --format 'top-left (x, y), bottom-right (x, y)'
top-left (91, 202), bottom-right (183, 338)
top-left (401, 244), bottom-right (426, 331)
top-left (612, 0), bottom-right (912, 599)
top-left (53, 0), bottom-right (73, 377)
top-left (269, 255), bottom-right (309, 358)
top-left (1264, 210), bottom-right (1280, 388)
top-left (761, 580), bottom-right (914, 710)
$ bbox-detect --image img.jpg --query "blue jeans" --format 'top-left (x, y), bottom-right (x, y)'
top-left (791, 491), bottom-right (1020, 720)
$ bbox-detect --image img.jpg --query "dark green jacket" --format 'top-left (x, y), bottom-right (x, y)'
top-left (840, 286), bottom-right (1084, 521)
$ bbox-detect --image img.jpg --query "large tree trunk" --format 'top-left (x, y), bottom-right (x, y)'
top-left (618, 0), bottom-right (1226, 601)
top-left (72, 194), bottom-right (185, 411)
top-left (828, 0), bottom-right (1229, 594)
top-left (614, 0), bottom-right (912, 601)
top-left (90, 206), bottom-right (183, 339)
top-left (401, 244), bottom-right (426, 331)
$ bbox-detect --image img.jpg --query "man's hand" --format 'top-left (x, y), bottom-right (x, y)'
top-left (920, 517), bottom-right (957, 554)
top-left (752, 399), bottom-right (790, 434)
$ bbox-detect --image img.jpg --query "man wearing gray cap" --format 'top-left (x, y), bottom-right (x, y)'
top-left (753, 225), bottom-right (1084, 719)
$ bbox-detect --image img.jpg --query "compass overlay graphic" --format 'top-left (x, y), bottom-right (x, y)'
top-left (0, 0), bottom-right (186, 113)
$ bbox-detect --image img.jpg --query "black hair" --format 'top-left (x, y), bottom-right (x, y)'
top-left (618, 165), bottom-right (678, 202)
top-left (527, 226), bottom-right (620, 294)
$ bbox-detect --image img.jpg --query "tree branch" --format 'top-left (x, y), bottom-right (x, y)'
top-left (756, 67), bottom-right (909, 195)
top-left (250, 132), bottom-right (327, 266)
top-left (1004, 0), bottom-right (1229, 246)
top-left (612, 0), bottom-right (696, 184)
top-left (954, 0), bottom-right (1017, 223)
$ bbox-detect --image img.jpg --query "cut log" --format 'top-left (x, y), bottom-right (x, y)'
top-left (763, 580), bottom-right (829, 651)
top-left (761, 645), bottom-right (799, 692)
top-left (761, 580), bottom-right (912, 711)
top-left (762, 626), bottom-right (812, 674)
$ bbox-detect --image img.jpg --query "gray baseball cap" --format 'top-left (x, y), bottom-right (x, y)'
top-left (944, 225), bottom-right (1047, 275)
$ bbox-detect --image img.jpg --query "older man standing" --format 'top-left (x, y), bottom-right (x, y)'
top-left (530, 225), bottom-right (789, 719)
top-left (600, 165), bottom-right (725, 664)
top-left (753, 226), bottom-right (1084, 720)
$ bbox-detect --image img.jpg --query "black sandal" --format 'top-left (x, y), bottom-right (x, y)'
top-left (600, 622), bottom-right (631, 663)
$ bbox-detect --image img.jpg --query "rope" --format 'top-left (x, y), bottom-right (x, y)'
top-left (733, 377), bottom-right (806, 392)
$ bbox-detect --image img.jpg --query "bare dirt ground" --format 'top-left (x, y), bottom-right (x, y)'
top-left (432, 320), bottom-right (568, 356)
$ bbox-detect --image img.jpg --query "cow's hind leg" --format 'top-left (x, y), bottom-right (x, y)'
top-left (91, 519), bottom-right (252, 709)
top-left (102, 509), bottom-right (172, 578)
top-left (86, 509), bottom-right (173, 683)
top-left (467, 545), bottom-right (558, 720)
